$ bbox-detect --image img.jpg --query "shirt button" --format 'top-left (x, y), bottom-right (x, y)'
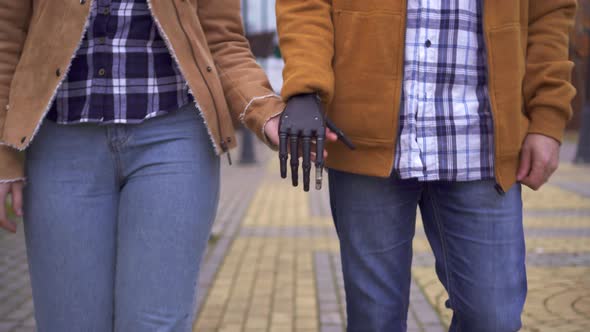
top-left (98, 68), bottom-right (106, 76)
top-left (425, 40), bottom-right (432, 48)
top-left (206, 66), bottom-right (213, 72)
top-left (102, 7), bottom-right (110, 15)
top-left (98, 37), bottom-right (106, 44)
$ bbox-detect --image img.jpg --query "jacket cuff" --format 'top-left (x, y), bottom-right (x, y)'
top-left (240, 94), bottom-right (285, 149)
top-left (527, 107), bottom-right (570, 144)
top-left (0, 145), bottom-right (25, 182)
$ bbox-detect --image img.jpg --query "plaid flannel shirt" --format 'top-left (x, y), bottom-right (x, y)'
top-left (395, 0), bottom-right (495, 182)
top-left (47, 0), bottom-right (192, 124)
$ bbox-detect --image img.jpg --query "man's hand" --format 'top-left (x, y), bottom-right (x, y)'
top-left (264, 115), bottom-right (337, 159)
top-left (264, 94), bottom-right (340, 191)
top-left (0, 182), bottom-right (24, 233)
top-left (517, 134), bottom-right (561, 190)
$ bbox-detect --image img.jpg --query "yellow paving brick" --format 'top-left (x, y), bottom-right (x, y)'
top-left (526, 238), bottom-right (590, 253)
top-left (412, 266), bottom-right (590, 331)
top-left (195, 158), bottom-right (590, 332)
top-left (524, 216), bottom-right (590, 229)
top-left (553, 166), bottom-right (590, 178)
top-left (522, 185), bottom-right (590, 210)
top-left (217, 324), bottom-right (243, 332)
top-left (268, 327), bottom-right (293, 332)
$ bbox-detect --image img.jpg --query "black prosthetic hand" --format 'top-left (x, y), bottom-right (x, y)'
top-left (279, 94), bottom-right (355, 192)
top-left (279, 94), bottom-right (324, 192)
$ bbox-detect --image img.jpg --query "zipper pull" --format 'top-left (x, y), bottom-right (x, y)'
top-left (226, 151), bottom-right (233, 166)
top-left (221, 140), bottom-right (232, 166)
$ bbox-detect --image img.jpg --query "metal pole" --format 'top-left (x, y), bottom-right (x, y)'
top-left (239, 0), bottom-right (257, 164)
top-left (574, 59), bottom-right (590, 164)
top-left (574, 54), bottom-right (590, 164)
top-left (239, 128), bottom-right (257, 165)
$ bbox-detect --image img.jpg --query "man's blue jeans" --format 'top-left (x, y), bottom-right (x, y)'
top-left (23, 105), bottom-right (220, 332)
top-left (328, 170), bottom-right (527, 332)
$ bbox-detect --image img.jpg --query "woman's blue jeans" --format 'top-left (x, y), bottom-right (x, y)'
top-left (23, 105), bottom-right (220, 332)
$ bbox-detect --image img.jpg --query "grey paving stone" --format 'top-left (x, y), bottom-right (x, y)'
top-left (524, 228), bottom-right (590, 237)
top-left (6, 306), bottom-right (31, 321)
top-left (0, 296), bottom-right (23, 317)
top-left (320, 312), bottom-right (343, 325)
top-left (316, 251), bottom-right (446, 331)
top-left (423, 324), bottom-right (446, 332)
top-left (21, 315), bottom-right (36, 327)
top-left (320, 325), bottom-right (344, 332)
top-left (240, 226), bottom-right (337, 238)
top-left (0, 322), bottom-right (18, 332)
top-left (553, 181), bottom-right (590, 198)
top-left (11, 327), bottom-right (36, 332)
top-left (524, 209), bottom-right (590, 218)
top-left (310, 186), bottom-right (332, 218)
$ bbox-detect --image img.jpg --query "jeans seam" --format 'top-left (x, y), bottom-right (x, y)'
top-left (105, 128), bottom-right (124, 187)
top-left (426, 183), bottom-right (460, 331)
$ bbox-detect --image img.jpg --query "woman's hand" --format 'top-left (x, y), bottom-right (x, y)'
top-left (0, 181), bottom-right (24, 233)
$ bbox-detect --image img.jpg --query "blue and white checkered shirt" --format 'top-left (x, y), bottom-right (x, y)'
top-left (395, 0), bottom-right (495, 181)
top-left (47, 0), bottom-right (192, 124)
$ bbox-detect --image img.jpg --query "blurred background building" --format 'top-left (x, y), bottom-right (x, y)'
top-left (242, 0), bottom-right (283, 92)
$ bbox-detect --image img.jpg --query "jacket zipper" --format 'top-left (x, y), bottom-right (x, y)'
top-left (479, 0), bottom-right (505, 195)
top-left (171, 0), bottom-right (233, 165)
top-left (151, 0), bottom-right (232, 165)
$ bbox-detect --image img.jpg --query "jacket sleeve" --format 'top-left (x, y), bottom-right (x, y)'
top-left (0, 0), bottom-right (32, 182)
top-left (197, 0), bottom-right (285, 146)
top-left (276, 0), bottom-right (334, 104)
top-left (523, 0), bottom-right (577, 142)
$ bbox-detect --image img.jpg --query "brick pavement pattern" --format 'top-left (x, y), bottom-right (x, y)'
top-left (0, 144), bottom-right (589, 332)
top-left (193, 153), bottom-right (590, 332)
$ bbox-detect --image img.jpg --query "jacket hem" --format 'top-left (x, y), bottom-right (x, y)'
top-left (0, 140), bottom-right (22, 152)
top-left (0, 177), bottom-right (25, 184)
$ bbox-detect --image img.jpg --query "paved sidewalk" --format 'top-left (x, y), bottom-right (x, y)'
top-left (1, 141), bottom-right (589, 332)
top-left (193, 145), bottom-right (590, 332)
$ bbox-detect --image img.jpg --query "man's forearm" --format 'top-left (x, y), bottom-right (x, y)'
top-left (277, 0), bottom-right (335, 104)
top-left (523, 0), bottom-right (577, 143)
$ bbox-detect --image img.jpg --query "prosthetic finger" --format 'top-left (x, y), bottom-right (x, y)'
top-left (315, 136), bottom-right (325, 190)
top-left (290, 135), bottom-right (300, 187)
top-left (279, 132), bottom-right (288, 179)
top-left (302, 135), bottom-right (312, 192)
